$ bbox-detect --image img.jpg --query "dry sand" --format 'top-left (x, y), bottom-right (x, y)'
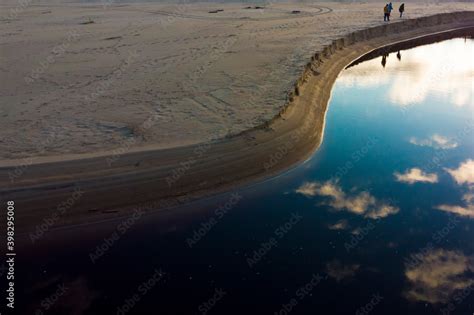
top-left (1, 2), bottom-right (474, 231)
top-left (1, 2), bottom-right (474, 158)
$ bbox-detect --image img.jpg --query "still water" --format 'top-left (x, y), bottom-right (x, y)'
top-left (19, 38), bottom-right (474, 314)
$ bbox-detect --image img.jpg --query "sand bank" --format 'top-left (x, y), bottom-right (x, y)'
top-left (1, 9), bottom-right (474, 232)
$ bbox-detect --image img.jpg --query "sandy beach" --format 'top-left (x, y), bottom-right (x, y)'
top-left (1, 1), bottom-right (474, 231)
top-left (1, 2), bottom-right (474, 158)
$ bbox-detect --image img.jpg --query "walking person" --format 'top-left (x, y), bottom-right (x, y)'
top-left (384, 4), bottom-right (389, 22)
top-left (399, 3), bottom-right (405, 18)
top-left (387, 2), bottom-right (393, 21)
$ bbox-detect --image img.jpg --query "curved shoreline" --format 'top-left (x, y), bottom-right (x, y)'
top-left (2, 11), bottom-right (474, 232)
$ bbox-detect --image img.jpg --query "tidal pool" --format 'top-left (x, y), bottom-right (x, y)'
top-left (18, 37), bottom-right (474, 315)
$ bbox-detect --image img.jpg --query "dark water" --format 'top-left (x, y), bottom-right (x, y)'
top-left (16, 38), bottom-right (474, 315)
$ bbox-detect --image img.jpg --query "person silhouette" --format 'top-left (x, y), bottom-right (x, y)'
top-left (384, 4), bottom-right (389, 22)
top-left (387, 2), bottom-right (393, 21)
top-left (382, 54), bottom-right (387, 68)
top-left (396, 51), bottom-right (401, 61)
top-left (399, 3), bottom-right (405, 18)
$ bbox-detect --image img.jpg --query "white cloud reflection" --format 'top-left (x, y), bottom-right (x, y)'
top-left (325, 260), bottom-right (360, 282)
top-left (328, 219), bottom-right (348, 230)
top-left (409, 134), bottom-right (458, 149)
top-left (339, 39), bottom-right (474, 108)
top-left (404, 249), bottom-right (474, 304)
top-left (394, 168), bottom-right (438, 184)
top-left (295, 180), bottom-right (399, 219)
top-left (435, 160), bottom-right (474, 218)
top-left (436, 202), bottom-right (474, 219)
top-left (444, 159), bottom-right (474, 185)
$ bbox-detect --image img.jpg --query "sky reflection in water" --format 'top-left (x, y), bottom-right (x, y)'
top-left (338, 38), bottom-right (474, 107)
top-left (292, 37), bottom-right (474, 312)
top-left (19, 38), bottom-right (474, 315)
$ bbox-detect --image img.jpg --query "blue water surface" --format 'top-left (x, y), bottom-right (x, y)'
top-left (18, 38), bottom-right (474, 315)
